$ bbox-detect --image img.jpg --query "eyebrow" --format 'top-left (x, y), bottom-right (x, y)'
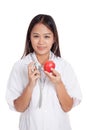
top-left (32, 33), bottom-right (52, 35)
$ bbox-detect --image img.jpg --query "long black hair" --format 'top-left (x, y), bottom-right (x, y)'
top-left (22, 14), bottom-right (61, 57)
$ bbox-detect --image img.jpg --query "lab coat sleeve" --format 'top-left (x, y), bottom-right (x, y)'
top-left (62, 63), bottom-right (82, 107)
top-left (6, 62), bottom-right (24, 111)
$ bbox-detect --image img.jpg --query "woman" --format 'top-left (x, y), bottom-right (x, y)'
top-left (6, 14), bottom-right (82, 130)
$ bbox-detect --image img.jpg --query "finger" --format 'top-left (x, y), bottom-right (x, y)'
top-left (32, 71), bottom-right (40, 81)
top-left (44, 69), bottom-right (57, 77)
top-left (34, 74), bottom-right (40, 80)
top-left (28, 62), bottom-right (36, 74)
top-left (44, 71), bottom-right (53, 78)
top-left (32, 69), bottom-right (40, 76)
top-left (29, 69), bottom-right (40, 82)
top-left (50, 68), bottom-right (59, 76)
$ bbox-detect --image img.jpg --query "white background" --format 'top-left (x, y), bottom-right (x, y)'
top-left (0, 0), bottom-right (87, 130)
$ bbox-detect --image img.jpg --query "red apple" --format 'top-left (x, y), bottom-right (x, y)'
top-left (44, 60), bottom-right (55, 72)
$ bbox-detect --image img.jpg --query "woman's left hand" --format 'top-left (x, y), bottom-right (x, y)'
top-left (44, 68), bottom-right (61, 85)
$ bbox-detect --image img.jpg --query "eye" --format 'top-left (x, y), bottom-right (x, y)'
top-left (44, 35), bottom-right (50, 38)
top-left (33, 35), bottom-right (39, 38)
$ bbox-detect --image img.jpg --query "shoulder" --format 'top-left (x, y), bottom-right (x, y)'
top-left (12, 54), bottom-right (32, 71)
top-left (54, 56), bottom-right (71, 68)
top-left (51, 52), bottom-right (69, 67)
top-left (14, 54), bottom-right (32, 66)
top-left (53, 56), bottom-right (76, 76)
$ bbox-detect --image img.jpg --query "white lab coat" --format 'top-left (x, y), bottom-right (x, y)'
top-left (6, 52), bottom-right (82, 130)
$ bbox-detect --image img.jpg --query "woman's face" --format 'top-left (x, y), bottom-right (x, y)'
top-left (30, 23), bottom-right (54, 56)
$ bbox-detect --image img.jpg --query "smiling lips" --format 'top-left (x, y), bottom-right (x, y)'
top-left (37, 46), bottom-right (46, 50)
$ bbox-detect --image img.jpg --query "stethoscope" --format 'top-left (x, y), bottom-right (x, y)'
top-left (30, 52), bottom-right (55, 108)
top-left (30, 53), bottom-right (46, 108)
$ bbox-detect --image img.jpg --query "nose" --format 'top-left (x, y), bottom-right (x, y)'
top-left (38, 37), bottom-right (44, 45)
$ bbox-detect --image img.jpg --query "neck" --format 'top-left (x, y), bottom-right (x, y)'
top-left (36, 53), bottom-right (50, 65)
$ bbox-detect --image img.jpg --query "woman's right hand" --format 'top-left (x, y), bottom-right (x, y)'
top-left (28, 62), bottom-right (40, 87)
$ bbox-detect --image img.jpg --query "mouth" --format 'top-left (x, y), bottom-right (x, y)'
top-left (37, 46), bottom-right (46, 50)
